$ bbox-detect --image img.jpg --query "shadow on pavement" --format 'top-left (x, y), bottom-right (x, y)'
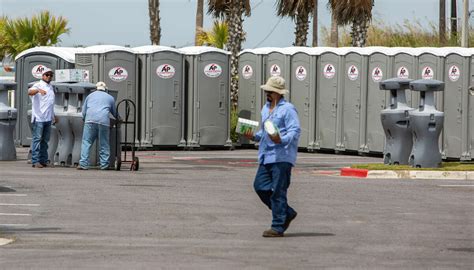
top-left (285, 232), bottom-right (335, 237)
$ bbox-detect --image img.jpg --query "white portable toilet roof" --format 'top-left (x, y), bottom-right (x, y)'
top-left (385, 47), bottom-right (419, 56)
top-left (79, 45), bottom-right (135, 54)
top-left (440, 47), bottom-right (473, 57)
top-left (179, 46), bottom-right (230, 55)
top-left (15, 46), bottom-right (82, 62)
top-left (239, 47), bottom-right (282, 55)
top-left (133, 45), bottom-right (181, 54)
top-left (411, 47), bottom-right (447, 57)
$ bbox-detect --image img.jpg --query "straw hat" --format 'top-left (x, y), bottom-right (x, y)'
top-left (260, 76), bottom-right (289, 96)
top-left (96, 81), bottom-right (107, 91)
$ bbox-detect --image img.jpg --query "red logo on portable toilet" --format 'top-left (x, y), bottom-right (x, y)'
top-left (108, 67), bottom-right (128, 82)
top-left (372, 67), bottom-right (383, 82)
top-left (31, 64), bottom-right (48, 79)
top-left (204, 63), bottom-right (222, 78)
top-left (347, 65), bottom-right (359, 81)
top-left (323, 64), bottom-right (336, 79)
top-left (295, 66), bottom-right (307, 81)
top-left (397, 66), bottom-right (409, 79)
top-left (242, 65), bottom-right (253, 79)
top-left (156, 64), bottom-right (176, 79)
top-left (421, 66), bottom-right (434, 80)
top-left (270, 64), bottom-right (281, 77)
top-left (448, 65), bottom-right (460, 82)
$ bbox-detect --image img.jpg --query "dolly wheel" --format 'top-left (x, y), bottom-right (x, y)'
top-left (131, 157), bottom-right (139, 171)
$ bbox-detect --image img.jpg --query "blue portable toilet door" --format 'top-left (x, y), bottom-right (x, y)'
top-left (291, 52), bottom-right (313, 149)
top-left (366, 52), bottom-right (389, 153)
top-left (150, 51), bottom-right (184, 146)
top-left (196, 52), bottom-right (229, 146)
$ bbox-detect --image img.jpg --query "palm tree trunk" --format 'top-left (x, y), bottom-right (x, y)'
top-left (195, 0), bottom-right (204, 45)
top-left (351, 17), bottom-right (369, 47)
top-left (294, 13), bottom-right (309, 46)
top-left (148, 0), bottom-right (161, 45)
top-left (227, 3), bottom-right (245, 107)
top-left (439, 0), bottom-right (446, 45)
top-left (330, 12), bottom-right (338, 47)
top-left (312, 0), bottom-right (318, 47)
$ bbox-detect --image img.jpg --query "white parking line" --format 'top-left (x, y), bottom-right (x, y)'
top-left (0, 213), bottom-right (31, 216)
top-left (438, 185), bottom-right (474, 187)
top-left (0, 203), bottom-right (39, 206)
top-left (0, 224), bottom-right (28, 227)
top-left (0, 194), bottom-right (27, 197)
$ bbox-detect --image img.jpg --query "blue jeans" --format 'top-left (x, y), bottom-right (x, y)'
top-left (79, 123), bottom-right (110, 169)
top-left (254, 162), bottom-right (296, 233)
top-left (31, 121), bottom-right (52, 165)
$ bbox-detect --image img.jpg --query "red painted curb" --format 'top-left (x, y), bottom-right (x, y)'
top-left (340, 168), bottom-right (369, 178)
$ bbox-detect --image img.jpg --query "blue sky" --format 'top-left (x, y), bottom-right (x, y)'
top-left (1, 0), bottom-right (473, 48)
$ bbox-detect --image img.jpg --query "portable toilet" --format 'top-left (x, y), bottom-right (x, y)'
top-left (15, 47), bottom-right (80, 146)
top-left (413, 47), bottom-right (446, 110)
top-left (442, 47), bottom-right (471, 160)
top-left (134, 45), bottom-right (185, 147)
top-left (314, 47), bottom-right (340, 151)
top-left (0, 81), bottom-right (17, 160)
top-left (289, 47), bottom-right (329, 150)
top-left (469, 50), bottom-right (474, 160)
top-left (336, 47), bottom-right (370, 153)
top-left (180, 46), bottom-right (232, 148)
top-left (390, 47), bottom-right (417, 107)
top-left (361, 47), bottom-right (392, 154)
top-left (238, 48), bottom-right (265, 145)
top-left (75, 45), bottom-right (138, 143)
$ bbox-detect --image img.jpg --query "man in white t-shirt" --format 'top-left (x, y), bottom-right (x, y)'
top-left (28, 68), bottom-right (57, 168)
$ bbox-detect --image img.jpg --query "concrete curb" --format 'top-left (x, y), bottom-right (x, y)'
top-left (0, 238), bottom-right (13, 246)
top-left (340, 167), bottom-right (474, 180)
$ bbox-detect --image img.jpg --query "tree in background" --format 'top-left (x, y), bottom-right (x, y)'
top-left (276, 0), bottom-right (316, 46)
top-left (439, 0), bottom-right (447, 45)
top-left (207, 0), bottom-right (251, 107)
top-left (148, 0), bottom-right (161, 45)
top-left (312, 0), bottom-right (318, 46)
top-left (195, 0), bottom-right (204, 45)
top-left (0, 11), bottom-right (69, 59)
top-left (328, 0), bottom-right (373, 47)
top-left (196, 20), bottom-right (229, 49)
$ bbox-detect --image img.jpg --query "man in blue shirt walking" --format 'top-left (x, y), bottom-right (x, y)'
top-left (78, 82), bottom-right (118, 170)
top-left (245, 76), bottom-right (301, 237)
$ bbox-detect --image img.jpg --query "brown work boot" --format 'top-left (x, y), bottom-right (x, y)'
top-left (262, 229), bottom-right (284, 237)
top-left (283, 211), bottom-right (298, 231)
top-left (32, 163), bottom-right (44, 168)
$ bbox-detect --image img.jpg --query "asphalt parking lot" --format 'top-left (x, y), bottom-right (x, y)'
top-left (0, 147), bottom-right (473, 269)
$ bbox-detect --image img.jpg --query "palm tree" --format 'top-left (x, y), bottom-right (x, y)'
top-left (148, 0), bottom-right (161, 45)
top-left (276, 0), bottom-right (316, 46)
top-left (312, 0), bottom-right (318, 47)
top-left (328, 0), bottom-right (373, 47)
top-left (207, 0), bottom-right (251, 107)
top-left (196, 20), bottom-right (228, 49)
top-left (0, 11), bottom-right (69, 58)
top-left (195, 0), bottom-right (204, 45)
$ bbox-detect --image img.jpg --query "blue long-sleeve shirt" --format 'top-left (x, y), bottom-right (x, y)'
top-left (254, 98), bottom-right (301, 166)
top-left (82, 90), bottom-right (118, 127)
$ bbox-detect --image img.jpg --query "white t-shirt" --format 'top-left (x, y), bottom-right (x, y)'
top-left (30, 80), bottom-right (55, 123)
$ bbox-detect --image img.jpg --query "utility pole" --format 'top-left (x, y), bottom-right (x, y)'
top-left (461, 0), bottom-right (469, 47)
top-left (451, 0), bottom-right (458, 40)
top-left (440, 0), bottom-right (446, 45)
